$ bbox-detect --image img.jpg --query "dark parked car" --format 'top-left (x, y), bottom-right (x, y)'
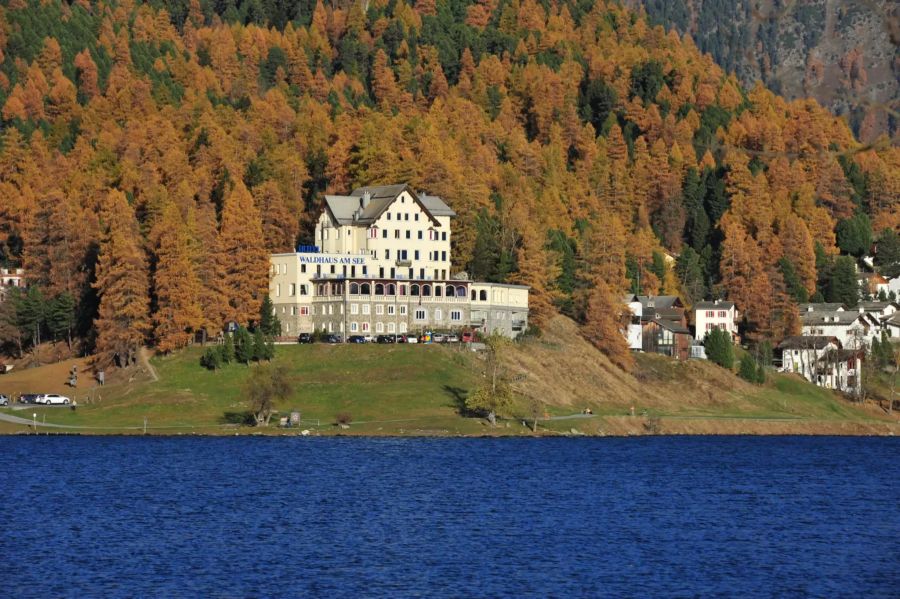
top-left (348, 335), bottom-right (367, 344)
top-left (324, 334), bottom-right (342, 344)
top-left (19, 393), bottom-right (41, 404)
top-left (375, 335), bottom-right (395, 344)
top-left (297, 333), bottom-right (313, 344)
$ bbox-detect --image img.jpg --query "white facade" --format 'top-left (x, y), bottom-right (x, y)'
top-left (694, 300), bottom-right (738, 340)
top-left (800, 311), bottom-right (880, 350)
top-left (623, 295), bottom-right (642, 350)
top-left (269, 184), bottom-right (529, 338)
top-left (779, 337), bottom-right (841, 381)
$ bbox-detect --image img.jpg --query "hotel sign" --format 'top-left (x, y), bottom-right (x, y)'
top-left (299, 255), bottom-right (367, 265)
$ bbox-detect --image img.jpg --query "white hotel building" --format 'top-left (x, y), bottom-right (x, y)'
top-left (269, 184), bottom-right (529, 338)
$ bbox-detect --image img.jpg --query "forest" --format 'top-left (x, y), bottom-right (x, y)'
top-left (0, 0), bottom-right (897, 369)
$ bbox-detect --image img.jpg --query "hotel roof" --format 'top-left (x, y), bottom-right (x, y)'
top-left (322, 183), bottom-right (454, 227)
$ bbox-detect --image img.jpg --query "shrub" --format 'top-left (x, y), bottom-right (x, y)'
top-left (200, 347), bottom-right (223, 370)
top-left (738, 353), bottom-right (757, 383)
top-left (335, 412), bottom-right (353, 425)
top-left (704, 329), bottom-right (734, 369)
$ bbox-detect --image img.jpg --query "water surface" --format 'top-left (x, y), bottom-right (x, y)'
top-left (2, 436), bottom-right (897, 597)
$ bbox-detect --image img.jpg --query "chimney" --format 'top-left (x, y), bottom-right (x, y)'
top-left (362, 190), bottom-right (371, 207)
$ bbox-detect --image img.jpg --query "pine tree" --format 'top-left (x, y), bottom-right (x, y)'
top-left (704, 328), bottom-right (734, 369)
top-left (875, 229), bottom-right (900, 278)
top-left (152, 200), bottom-right (203, 353)
top-left (218, 182), bottom-right (269, 327)
top-left (259, 296), bottom-right (281, 337)
top-left (827, 256), bottom-right (859, 308)
top-left (46, 292), bottom-right (75, 349)
top-left (234, 327), bottom-right (254, 364)
top-left (93, 190), bottom-right (151, 368)
top-left (739, 353), bottom-right (758, 383)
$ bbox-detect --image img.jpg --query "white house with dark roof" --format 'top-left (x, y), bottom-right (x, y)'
top-left (800, 310), bottom-right (880, 350)
top-left (778, 336), bottom-right (841, 381)
top-left (269, 184), bottom-right (528, 339)
top-left (694, 299), bottom-right (738, 340)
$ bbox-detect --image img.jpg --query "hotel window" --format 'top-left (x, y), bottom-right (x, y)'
top-left (706, 311), bottom-right (714, 317)
top-left (350, 322), bottom-right (358, 332)
top-left (362, 304), bottom-right (370, 315)
top-left (415, 309), bottom-right (427, 321)
top-left (385, 249), bottom-right (391, 259)
top-left (300, 285), bottom-right (308, 295)
top-left (415, 214), bottom-right (419, 221)
top-left (276, 284), bottom-right (281, 297)
top-left (362, 322), bottom-right (370, 332)
top-left (291, 307), bottom-right (297, 316)
top-left (281, 307), bottom-right (286, 313)
top-left (329, 305), bottom-right (334, 315)
top-left (376, 322), bottom-right (384, 333)
top-left (434, 309), bottom-right (442, 321)
top-left (414, 250), bottom-right (420, 260)
top-left (300, 306), bottom-right (309, 316)
top-left (417, 231), bottom-right (423, 240)
top-left (382, 229), bottom-right (388, 238)
top-left (399, 322), bottom-right (408, 333)
top-left (289, 284), bottom-right (296, 296)
top-left (406, 230), bottom-right (411, 239)
top-left (404, 213), bottom-right (409, 221)
top-left (395, 230), bottom-right (400, 239)
top-left (429, 229), bottom-right (436, 241)
top-left (388, 322), bottom-right (396, 333)
top-left (368, 227), bottom-right (378, 239)
top-left (301, 264), bottom-right (306, 273)
top-left (387, 213), bottom-right (391, 220)
top-left (351, 304), bottom-right (358, 315)
top-left (718, 311), bottom-right (727, 318)
top-left (399, 285), bottom-right (407, 296)
top-left (330, 265), bottom-right (336, 274)
top-left (387, 305), bottom-right (396, 315)
top-left (376, 305), bottom-right (384, 315)
top-left (442, 232), bottom-right (447, 241)
top-left (323, 229), bottom-right (329, 240)
top-left (399, 306), bottom-right (408, 315)
top-left (451, 310), bottom-right (462, 322)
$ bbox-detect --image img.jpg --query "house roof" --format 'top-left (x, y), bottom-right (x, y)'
top-left (637, 295), bottom-right (682, 311)
top-left (323, 183), bottom-right (450, 227)
top-left (694, 300), bottom-right (735, 310)
top-left (858, 301), bottom-right (898, 312)
top-left (799, 302), bottom-right (845, 312)
top-left (778, 336), bottom-right (840, 350)
top-left (818, 348), bottom-right (864, 362)
top-left (652, 318), bottom-right (690, 334)
top-left (800, 311), bottom-right (870, 326)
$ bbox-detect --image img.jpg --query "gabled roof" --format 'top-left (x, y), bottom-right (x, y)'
top-left (818, 348), bottom-right (864, 362)
top-left (637, 295), bottom-right (682, 311)
top-left (652, 318), bottom-right (690, 334)
top-left (858, 301), bottom-right (898, 312)
top-left (778, 336), bottom-right (841, 350)
top-left (800, 311), bottom-right (870, 326)
top-left (323, 183), bottom-right (451, 227)
top-left (695, 300), bottom-right (736, 310)
top-left (799, 303), bottom-right (845, 312)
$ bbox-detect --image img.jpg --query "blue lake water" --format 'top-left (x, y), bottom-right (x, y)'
top-left (1, 436), bottom-right (898, 597)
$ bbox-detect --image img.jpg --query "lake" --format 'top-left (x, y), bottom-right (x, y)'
top-left (1, 436), bottom-right (898, 597)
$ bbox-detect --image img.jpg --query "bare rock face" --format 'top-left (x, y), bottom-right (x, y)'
top-left (633, 0), bottom-right (899, 143)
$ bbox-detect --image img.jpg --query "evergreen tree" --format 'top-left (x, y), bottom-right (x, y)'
top-left (778, 258), bottom-right (809, 303)
top-left (259, 296), bottom-right (281, 337)
top-left (222, 333), bottom-right (236, 364)
top-left (874, 229), bottom-right (900, 278)
top-left (739, 353), bottom-right (758, 383)
top-left (252, 328), bottom-right (267, 362)
top-left (704, 328), bottom-right (734, 369)
top-left (676, 247), bottom-right (706, 305)
top-left (16, 286), bottom-right (46, 350)
top-left (46, 292), bottom-right (75, 348)
top-left (234, 327), bottom-right (254, 364)
top-left (835, 213), bottom-right (872, 257)
top-left (826, 256), bottom-right (859, 308)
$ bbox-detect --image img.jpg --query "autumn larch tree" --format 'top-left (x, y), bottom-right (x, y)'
top-left (93, 190), bottom-right (151, 368)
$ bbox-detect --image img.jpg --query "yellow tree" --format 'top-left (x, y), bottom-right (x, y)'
top-left (218, 181), bottom-right (269, 326)
top-left (93, 190), bottom-right (151, 367)
top-left (152, 199), bottom-right (203, 353)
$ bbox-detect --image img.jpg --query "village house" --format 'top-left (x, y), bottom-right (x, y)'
top-left (800, 309), bottom-right (880, 350)
top-left (799, 302), bottom-right (845, 312)
top-left (856, 301), bottom-right (898, 321)
top-left (634, 296), bottom-right (692, 360)
top-left (857, 272), bottom-right (889, 297)
top-left (693, 299), bottom-right (738, 340)
top-left (269, 184), bottom-right (529, 338)
top-left (777, 336), bottom-right (863, 397)
top-left (777, 336), bottom-right (842, 380)
top-left (0, 267), bottom-right (25, 303)
top-left (622, 294), bottom-right (643, 350)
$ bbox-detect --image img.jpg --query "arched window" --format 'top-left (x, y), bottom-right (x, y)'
top-left (360, 283), bottom-right (371, 295)
top-left (375, 283), bottom-right (384, 295)
top-left (422, 285), bottom-right (431, 297)
top-left (386, 283), bottom-right (396, 295)
top-left (445, 285), bottom-right (455, 297)
top-left (411, 284), bottom-right (420, 296)
top-left (456, 286), bottom-right (466, 297)
top-left (349, 283), bottom-right (359, 295)
top-left (399, 322), bottom-right (408, 333)
top-left (399, 285), bottom-right (407, 296)
top-left (479, 290), bottom-right (487, 301)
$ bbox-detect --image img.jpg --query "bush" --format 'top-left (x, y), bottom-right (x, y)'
top-left (704, 329), bottom-right (734, 369)
top-left (335, 412), bottom-right (353, 425)
top-left (200, 347), bottom-right (223, 370)
top-left (756, 363), bottom-right (766, 385)
top-left (738, 353), bottom-right (758, 383)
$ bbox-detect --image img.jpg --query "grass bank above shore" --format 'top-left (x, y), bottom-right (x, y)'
top-left (0, 317), bottom-right (897, 436)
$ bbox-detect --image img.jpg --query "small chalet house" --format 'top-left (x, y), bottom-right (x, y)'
top-left (816, 349), bottom-right (864, 397)
top-left (857, 272), bottom-right (889, 297)
top-left (778, 336), bottom-right (841, 381)
top-left (0, 267), bottom-right (25, 304)
top-left (856, 301), bottom-right (898, 321)
top-left (637, 295), bottom-right (692, 360)
top-left (800, 310), bottom-right (880, 350)
top-left (693, 299), bottom-right (738, 340)
top-left (800, 302), bottom-right (845, 313)
top-left (622, 294), bottom-right (643, 350)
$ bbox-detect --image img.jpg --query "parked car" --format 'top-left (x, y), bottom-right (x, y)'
top-left (324, 334), bottom-right (342, 344)
top-left (405, 336), bottom-right (418, 344)
top-left (40, 394), bottom-right (71, 405)
top-left (446, 334), bottom-right (459, 343)
top-left (19, 393), bottom-right (41, 404)
top-left (0, 394), bottom-right (8, 406)
top-left (297, 333), bottom-right (313, 344)
top-left (432, 334), bottom-right (446, 343)
top-left (461, 332), bottom-right (475, 343)
top-left (376, 335), bottom-right (395, 344)
top-left (348, 335), bottom-right (367, 343)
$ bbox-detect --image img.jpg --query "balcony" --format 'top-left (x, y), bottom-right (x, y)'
top-left (395, 259), bottom-right (412, 267)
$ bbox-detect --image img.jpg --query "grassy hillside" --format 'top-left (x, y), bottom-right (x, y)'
top-left (1, 318), bottom-right (897, 436)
